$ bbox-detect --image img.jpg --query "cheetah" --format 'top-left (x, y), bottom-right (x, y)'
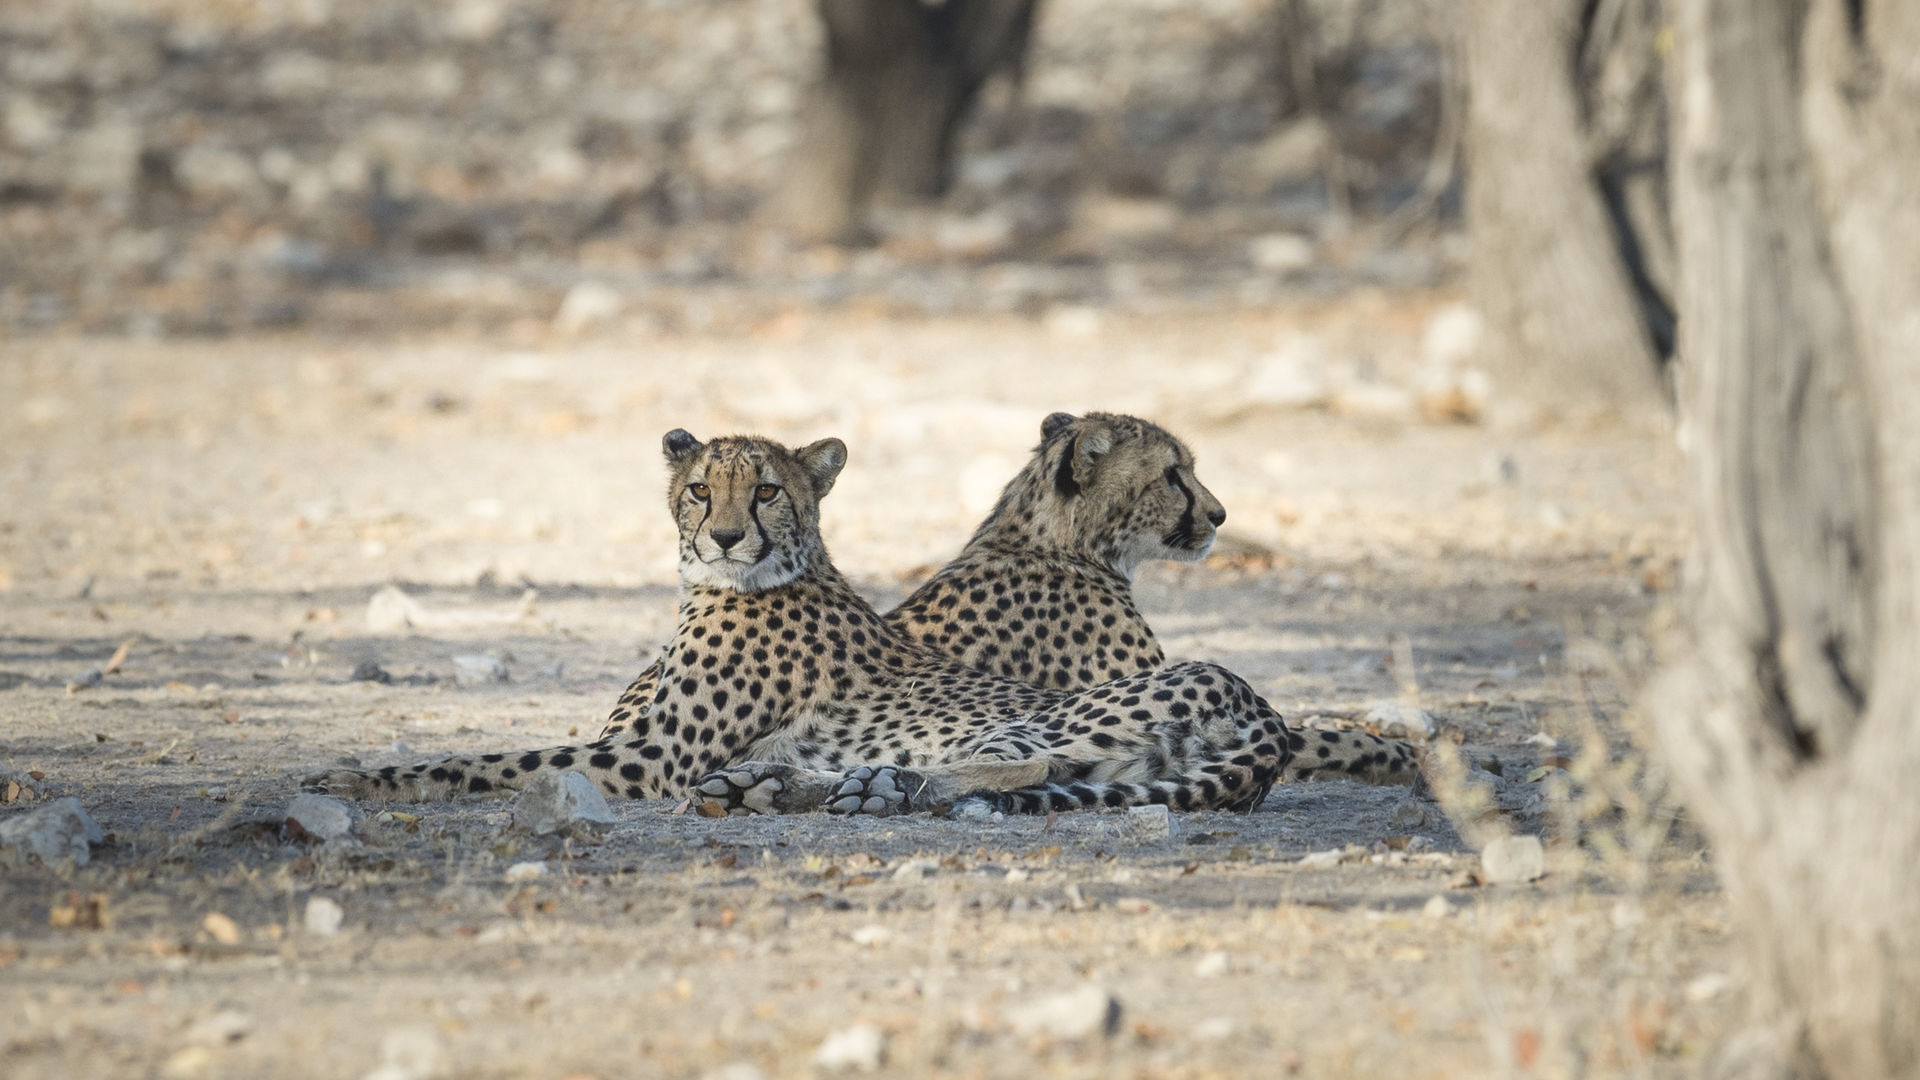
top-left (306, 430), bottom-right (1293, 815)
top-left (597, 411), bottom-right (1418, 786)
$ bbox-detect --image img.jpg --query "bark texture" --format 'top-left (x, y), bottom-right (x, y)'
top-left (778, 0), bottom-right (1040, 240)
top-left (1464, 0), bottom-right (1670, 407)
top-left (1653, 1), bottom-right (1920, 1076)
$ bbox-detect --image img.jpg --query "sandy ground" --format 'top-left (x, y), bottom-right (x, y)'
top-left (0, 297), bottom-right (1734, 1079)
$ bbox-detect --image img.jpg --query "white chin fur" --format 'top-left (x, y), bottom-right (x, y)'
top-left (680, 554), bottom-right (804, 592)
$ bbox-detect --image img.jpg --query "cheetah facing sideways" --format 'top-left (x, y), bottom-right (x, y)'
top-left (308, 430), bottom-right (1295, 815)
top-left (596, 411), bottom-right (1419, 787)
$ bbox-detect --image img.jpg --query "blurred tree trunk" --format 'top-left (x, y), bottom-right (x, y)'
top-left (778, 0), bottom-right (1040, 241)
top-left (1653, 1), bottom-right (1920, 1076)
top-left (1464, 0), bottom-right (1672, 407)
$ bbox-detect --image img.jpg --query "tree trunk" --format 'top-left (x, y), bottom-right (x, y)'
top-left (1652, 1), bottom-right (1920, 1076)
top-left (1464, 0), bottom-right (1671, 408)
top-left (778, 0), bottom-right (1040, 241)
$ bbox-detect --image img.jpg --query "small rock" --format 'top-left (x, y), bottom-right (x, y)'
top-left (1249, 232), bottom-right (1316, 274)
top-left (1685, 972), bottom-right (1734, 1003)
top-left (1480, 834), bottom-right (1546, 884)
top-left (201, 912), bottom-right (243, 946)
top-left (350, 660), bottom-right (392, 684)
top-left (553, 281), bottom-right (624, 336)
top-left (452, 655), bottom-right (508, 686)
top-left (1297, 848), bottom-right (1346, 870)
top-left (703, 1065), bottom-right (769, 1080)
top-left (0, 796), bottom-right (105, 867)
top-left (812, 1023), bottom-right (885, 1071)
top-left (1194, 1017), bottom-right (1236, 1041)
top-left (1120, 803), bottom-right (1177, 843)
top-left (848, 924), bottom-right (891, 947)
top-left (890, 858), bottom-right (938, 882)
top-left (1421, 895), bottom-right (1453, 920)
top-left (1390, 798), bottom-right (1429, 830)
top-left (1009, 984), bottom-right (1122, 1041)
top-left (1193, 950), bottom-right (1230, 978)
top-left (65, 668), bottom-right (103, 693)
top-left (285, 793), bottom-right (356, 843)
top-left (503, 860), bottom-right (547, 883)
top-left (1364, 701), bottom-right (1440, 741)
top-left (1003, 868), bottom-right (1029, 884)
top-left (509, 771), bottom-right (616, 840)
top-left (184, 1010), bottom-right (252, 1047)
top-left (304, 896), bottom-right (344, 936)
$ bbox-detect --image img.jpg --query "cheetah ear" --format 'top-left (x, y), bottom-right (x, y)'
top-left (662, 429), bottom-right (703, 462)
top-left (1069, 421), bottom-right (1114, 491)
top-left (796, 437), bottom-right (848, 499)
top-left (1040, 412), bottom-right (1078, 441)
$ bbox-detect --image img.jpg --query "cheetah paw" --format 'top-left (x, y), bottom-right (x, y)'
top-left (826, 765), bottom-right (912, 816)
top-left (693, 763), bottom-right (794, 815)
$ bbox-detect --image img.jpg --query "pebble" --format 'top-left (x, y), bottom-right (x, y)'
top-left (1363, 701), bottom-right (1440, 741)
top-left (504, 860), bottom-right (548, 883)
top-left (1008, 985), bottom-right (1122, 1041)
top-left (0, 796), bottom-right (105, 867)
top-left (812, 1023), bottom-right (885, 1071)
top-left (452, 654), bottom-right (509, 686)
top-left (1389, 798), bottom-right (1429, 830)
top-left (1297, 848), bottom-right (1347, 870)
top-left (1421, 895), bottom-right (1453, 919)
top-left (1685, 972), bottom-right (1734, 1003)
top-left (1480, 834), bottom-right (1546, 884)
top-left (65, 668), bottom-right (103, 693)
top-left (350, 660), bottom-right (393, 684)
top-left (1193, 950), bottom-right (1230, 978)
top-left (508, 771), bottom-right (616, 840)
top-left (890, 858), bottom-right (938, 882)
top-left (1120, 803), bottom-right (1176, 843)
top-left (304, 896), bottom-right (345, 936)
top-left (285, 793), bottom-right (357, 843)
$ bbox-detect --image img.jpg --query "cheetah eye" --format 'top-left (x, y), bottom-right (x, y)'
top-left (688, 482), bottom-right (710, 500)
top-left (755, 483), bottom-right (781, 503)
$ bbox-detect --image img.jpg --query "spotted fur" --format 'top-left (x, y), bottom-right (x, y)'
top-left (603, 412), bottom-right (1419, 786)
top-left (306, 431), bottom-right (1293, 814)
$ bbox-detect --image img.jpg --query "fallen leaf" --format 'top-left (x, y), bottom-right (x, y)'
top-left (104, 640), bottom-right (132, 674)
top-left (693, 800), bottom-right (727, 818)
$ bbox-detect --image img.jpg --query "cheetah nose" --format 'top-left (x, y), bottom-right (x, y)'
top-left (1207, 507), bottom-right (1226, 527)
top-left (711, 527), bottom-right (747, 551)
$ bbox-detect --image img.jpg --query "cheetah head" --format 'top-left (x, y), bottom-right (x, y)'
top-left (998, 412), bottom-right (1228, 576)
top-left (663, 429), bottom-right (848, 592)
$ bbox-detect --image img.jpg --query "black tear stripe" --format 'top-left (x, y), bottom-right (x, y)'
top-left (1053, 446), bottom-right (1081, 498)
top-left (1163, 468), bottom-right (1197, 548)
top-left (746, 497), bottom-right (773, 565)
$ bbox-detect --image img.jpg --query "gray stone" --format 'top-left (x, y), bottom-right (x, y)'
top-left (65, 668), bottom-right (103, 693)
top-left (0, 797), bottom-right (104, 866)
top-left (1119, 803), bottom-right (1176, 843)
top-left (285, 793), bottom-right (356, 842)
top-left (509, 771), bottom-right (615, 840)
top-left (452, 654), bottom-right (508, 686)
top-left (1480, 834), bottom-right (1546, 884)
top-left (350, 660), bottom-right (392, 684)
top-left (1008, 985), bottom-right (1122, 1041)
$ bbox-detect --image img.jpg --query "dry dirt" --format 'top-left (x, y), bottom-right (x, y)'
top-left (0, 296), bottom-right (1734, 1079)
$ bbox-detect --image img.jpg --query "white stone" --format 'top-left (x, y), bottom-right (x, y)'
top-left (509, 771), bottom-right (615, 840)
top-left (452, 654), bottom-right (509, 687)
top-left (1193, 950), bottom-right (1230, 978)
top-left (890, 858), bottom-right (938, 882)
top-left (1685, 972), bottom-right (1735, 1003)
top-left (1008, 985), bottom-right (1122, 1041)
top-left (848, 925), bottom-right (891, 947)
top-left (1297, 849), bottom-right (1345, 870)
top-left (1364, 701), bottom-right (1440, 741)
top-left (286, 793), bottom-right (356, 842)
top-left (0, 797), bottom-right (105, 867)
top-left (1249, 232), bottom-right (1316, 274)
top-left (1121, 804), bottom-right (1176, 843)
top-left (304, 896), bottom-right (345, 936)
top-left (813, 1023), bottom-right (885, 1071)
top-left (553, 281), bottom-right (625, 336)
top-left (1480, 834), bottom-right (1546, 884)
top-left (503, 861), bottom-right (547, 883)
top-left (1421, 895), bottom-right (1453, 920)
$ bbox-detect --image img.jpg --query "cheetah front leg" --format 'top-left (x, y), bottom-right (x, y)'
top-left (826, 759), bottom-right (1052, 816)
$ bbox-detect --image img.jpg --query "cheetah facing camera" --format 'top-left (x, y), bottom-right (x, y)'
top-left (307, 429), bottom-right (1294, 815)
top-left (598, 411), bottom-right (1419, 786)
